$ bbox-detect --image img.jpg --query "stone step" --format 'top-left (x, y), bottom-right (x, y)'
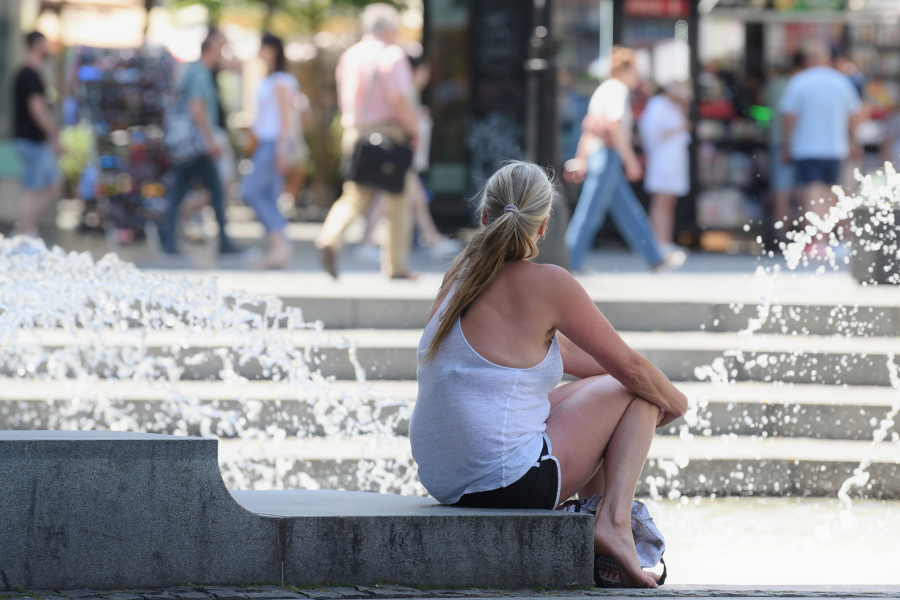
top-left (9, 328), bottom-right (900, 385)
top-left (0, 431), bottom-right (592, 591)
top-left (213, 434), bottom-right (900, 499)
top-left (171, 270), bottom-right (900, 335)
top-left (3, 380), bottom-right (899, 442)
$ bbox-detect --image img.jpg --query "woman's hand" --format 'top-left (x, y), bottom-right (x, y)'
top-left (656, 409), bottom-right (681, 429)
top-left (276, 151), bottom-right (289, 174)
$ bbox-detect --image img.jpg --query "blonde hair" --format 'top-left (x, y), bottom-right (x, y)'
top-left (424, 161), bottom-right (556, 363)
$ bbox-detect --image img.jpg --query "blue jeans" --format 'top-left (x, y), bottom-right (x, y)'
top-left (160, 155), bottom-right (232, 254)
top-left (242, 141), bottom-right (286, 235)
top-left (14, 138), bottom-right (60, 190)
top-left (565, 148), bottom-right (664, 270)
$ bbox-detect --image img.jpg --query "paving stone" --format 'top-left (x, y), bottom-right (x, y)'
top-left (163, 592), bottom-right (193, 597)
top-left (134, 594), bottom-right (175, 600)
top-left (204, 590), bottom-right (247, 600)
top-left (243, 593), bottom-right (301, 600)
top-left (292, 591), bottom-right (344, 600)
top-left (59, 592), bottom-right (98, 599)
top-left (356, 588), bottom-right (421, 599)
top-left (320, 589), bottom-right (372, 599)
top-left (173, 593), bottom-right (210, 600)
top-left (104, 595), bottom-right (143, 600)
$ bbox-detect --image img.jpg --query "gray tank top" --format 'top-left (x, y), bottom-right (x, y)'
top-left (410, 282), bottom-right (564, 504)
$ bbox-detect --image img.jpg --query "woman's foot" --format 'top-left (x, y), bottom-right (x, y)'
top-left (594, 511), bottom-right (658, 588)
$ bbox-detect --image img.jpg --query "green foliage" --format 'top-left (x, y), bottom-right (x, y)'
top-left (59, 122), bottom-right (94, 181)
top-left (161, 0), bottom-right (407, 31)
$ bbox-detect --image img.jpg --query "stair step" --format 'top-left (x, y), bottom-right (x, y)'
top-left (161, 270), bottom-right (900, 335)
top-left (3, 380), bottom-right (897, 441)
top-left (214, 435), bottom-right (900, 499)
top-left (9, 329), bottom-right (900, 385)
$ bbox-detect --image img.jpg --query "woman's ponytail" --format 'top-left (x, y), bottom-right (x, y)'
top-left (423, 161), bottom-right (555, 363)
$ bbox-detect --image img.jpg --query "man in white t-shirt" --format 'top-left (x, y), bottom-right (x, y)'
top-left (564, 46), bottom-right (683, 271)
top-left (779, 41), bottom-right (862, 237)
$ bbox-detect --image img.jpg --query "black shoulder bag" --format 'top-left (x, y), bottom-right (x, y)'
top-left (345, 46), bottom-right (413, 195)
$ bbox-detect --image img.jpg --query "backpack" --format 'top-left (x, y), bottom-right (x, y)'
top-left (556, 495), bottom-right (668, 587)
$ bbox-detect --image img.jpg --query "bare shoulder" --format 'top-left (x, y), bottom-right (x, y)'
top-left (502, 261), bottom-right (581, 299)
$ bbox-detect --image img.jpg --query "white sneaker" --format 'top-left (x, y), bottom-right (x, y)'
top-left (651, 248), bottom-right (687, 272)
top-left (428, 237), bottom-right (462, 260)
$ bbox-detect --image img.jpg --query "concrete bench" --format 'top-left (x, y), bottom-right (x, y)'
top-left (0, 431), bottom-right (593, 591)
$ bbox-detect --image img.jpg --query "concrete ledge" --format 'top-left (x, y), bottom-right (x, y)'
top-left (0, 432), bottom-right (594, 591)
top-left (0, 431), bottom-right (282, 590)
top-left (233, 490), bottom-right (594, 590)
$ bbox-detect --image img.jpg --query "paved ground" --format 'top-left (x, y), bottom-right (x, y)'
top-left (4, 584), bottom-right (900, 599)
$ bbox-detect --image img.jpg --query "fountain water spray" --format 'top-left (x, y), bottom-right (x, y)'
top-left (0, 235), bottom-right (422, 493)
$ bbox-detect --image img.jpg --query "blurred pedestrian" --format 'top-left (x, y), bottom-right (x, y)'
top-left (160, 28), bottom-right (244, 260)
top-left (315, 4), bottom-right (419, 279)
top-left (638, 81), bottom-right (692, 248)
top-left (764, 52), bottom-right (804, 237)
top-left (564, 46), bottom-right (684, 271)
top-left (354, 52), bottom-right (460, 264)
top-left (779, 41), bottom-right (862, 256)
top-left (242, 33), bottom-right (298, 269)
top-left (11, 31), bottom-right (60, 239)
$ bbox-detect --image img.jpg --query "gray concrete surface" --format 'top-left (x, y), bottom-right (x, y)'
top-left (233, 490), bottom-right (594, 589)
top-left (0, 431), bottom-right (281, 590)
top-left (0, 432), bottom-right (593, 590)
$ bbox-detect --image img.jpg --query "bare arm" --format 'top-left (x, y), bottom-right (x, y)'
top-left (558, 332), bottom-right (607, 378)
top-left (782, 112), bottom-right (795, 161)
top-left (26, 94), bottom-right (58, 146)
top-left (548, 267), bottom-right (688, 417)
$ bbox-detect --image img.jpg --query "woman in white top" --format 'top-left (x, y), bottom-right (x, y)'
top-left (242, 33), bottom-right (300, 269)
top-left (410, 161), bottom-right (687, 588)
top-left (638, 82), bottom-right (692, 247)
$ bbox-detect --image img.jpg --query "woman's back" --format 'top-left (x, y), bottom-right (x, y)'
top-left (411, 262), bottom-right (564, 505)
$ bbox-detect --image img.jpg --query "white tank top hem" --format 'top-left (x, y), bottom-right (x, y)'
top-left (410, 282), bottom-right (565, 505)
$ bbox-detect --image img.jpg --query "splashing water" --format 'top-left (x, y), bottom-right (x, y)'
top-left (0, 236), bottom-right (422, 494)
top-left (687, 164), bottom-right (900, 507)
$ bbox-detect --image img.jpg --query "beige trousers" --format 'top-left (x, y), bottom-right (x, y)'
top-left (317, 124), bottom-right (413, 277)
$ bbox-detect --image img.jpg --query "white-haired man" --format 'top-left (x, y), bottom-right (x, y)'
top-left (316, 3), bottom-right (419, 279)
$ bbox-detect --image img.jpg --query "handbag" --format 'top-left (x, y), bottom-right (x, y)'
top-left (556, 495), bottom-right (668, 587)
top-left (163, 68), bottom-right (208, 166)
top-left (345, 46), bottom-right (413, 194)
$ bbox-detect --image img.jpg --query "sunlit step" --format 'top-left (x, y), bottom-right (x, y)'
top-left (7, 329), bottom-right (900, 385)
top-left (215, 434), bottom-right (900, 498)
top-left (3, 379), bottom-right (898, 441)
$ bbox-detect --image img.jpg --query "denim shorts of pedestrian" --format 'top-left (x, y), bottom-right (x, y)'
top-left (14, 138), bottom-right (60, 190)
top-left (794, 158), bottom-right (841, 187)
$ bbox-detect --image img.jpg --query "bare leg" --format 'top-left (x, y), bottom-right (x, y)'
top-left (16, 183), bottom-right (59, 237)
top-left (410, 177), bottom-right (442, 247)
top-left (592, 397), bottom-right (658, 587)
top-left (546, 375), bottom-right (658, 588)
top-left (648, 194), bottom-right (677, 246)
top-left (802, 182), bottom-right (833, 220)
top-left (359, 193), bottom-right (386, 247)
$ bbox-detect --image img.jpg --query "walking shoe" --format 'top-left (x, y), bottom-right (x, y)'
top-left (319, 244), bottom-right (338, 279)
top-left (157, 251), bottom-right (196, 269)
top-left (651, 248), bottom-right (687, 272)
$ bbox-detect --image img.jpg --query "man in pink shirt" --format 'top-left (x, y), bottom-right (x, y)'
top-left (316, 4), bottom-right (419, 279)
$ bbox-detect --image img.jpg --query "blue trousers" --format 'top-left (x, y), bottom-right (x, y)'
top-left (242, 141), bottom-right (287, 235)
top-left (565, 148), bottom-right (664, 270)
top-left (160, 155), bottom-right (232, 253)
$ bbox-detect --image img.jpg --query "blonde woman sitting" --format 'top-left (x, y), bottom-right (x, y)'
top-left (409, 161), bottom-right (688, 589)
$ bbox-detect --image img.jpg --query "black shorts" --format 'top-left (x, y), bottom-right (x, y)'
top-left (453, 436), bottom-right (561, 510)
